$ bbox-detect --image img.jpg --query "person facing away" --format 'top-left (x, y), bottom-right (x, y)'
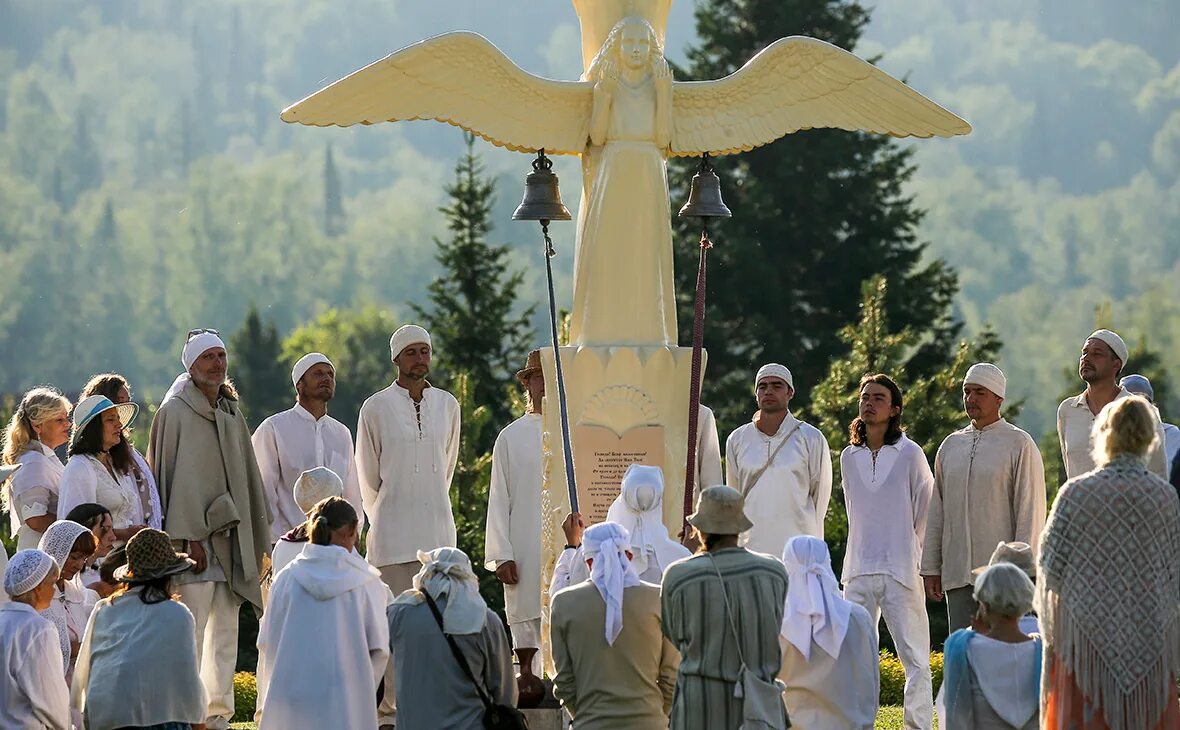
top-left (922, 363), bottom-right (1046, 633)
top-left (2, 386), bottom-right (71, 550)
top-left (938, 563), bottom-right (1041, 730)
top-left (840, 373), bottom-right (933, 730)
top-left (725, 363), bottom-right (832, 558)
top-left (551, 521), bottom-right (680, 729)
top-left (0, 549), bottom-right (70, 730)
top-left (79, 372), bottom-right (165, 530)
top-left (266, 466), bottom-right (346, 582)
top-left (251, 352), bottom-right (364, 544)
top-left (256, 497), bottom-right (391, 730)
top-left (1057, 329), bottom-right (1168, 479)
top-left (485, 348), bottom-right (545, 675)
top-left (661, 485), bottom-right (789, 730)
top-left (356, 324), bottom-right (461, 728)
top-left (386, 547), bottom-right (515, 730)
top-left (1119, 373), bottom-right (1180, 465)
top-left (972, 541), bottom-right (1040, 636)
top-left (71, 528), bottom-right (207, 730)
top-left (779, 535), bottom-right (879, 730)
top-left (147, 328), bottom-right (272, 730)
top-left (605, 464), bottom-right (691, 582)
top-left (1039, 395), bottom-right (1180, 730)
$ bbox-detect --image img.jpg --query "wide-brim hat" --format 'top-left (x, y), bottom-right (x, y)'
top-left (973, 541), bottom-right (1035, 578)
top-left (687, 485), bottom-right (754, 535)
top-left (71, 395), bottom-right (138, 444)
top-left (515, 349), bottom-right (543, 384)
top-left (113, 528), bottom-right (195, 582)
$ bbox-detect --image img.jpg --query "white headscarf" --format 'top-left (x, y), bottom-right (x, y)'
top-left (163, 331), bottom-right (228, 403)
top-left (582, 522), bottom-right (642, 646)
top-left (4, 549), bottom-right (56, 597)
top-left (291, 352), bottom-right (333, 389)
top-left (781, 535), bottom-right (852, 661)
top-left (393, 547), bottom-right (487, 635)
top-left (605, 464), bottom-right (690, 580)
top-left (39, 520), bottom-right (90, 570)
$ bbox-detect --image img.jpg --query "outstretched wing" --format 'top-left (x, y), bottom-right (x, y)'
top-left (281, 32), bottom-right (593, 156)
top-left (671, 36), bottom-right (970, 157)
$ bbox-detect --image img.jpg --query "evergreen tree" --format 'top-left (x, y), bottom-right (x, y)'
top-left (228, 305), bottom-right (288, 421)
top-left (672, 0), bottom-right (961, 429)
top-left (322, 143), bottom-right (344, 236)
top-left (412, 132), bottom-right (534, 449)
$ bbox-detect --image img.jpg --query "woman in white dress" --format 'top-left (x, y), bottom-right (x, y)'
top-left (2, 387), bottom-right (71, 550)
top-left (38, 519), bottom-right (99, 685)
top-left (80, 373), bottom-right (163, 529)
top-left (57, 395), bottom-right (147, 545)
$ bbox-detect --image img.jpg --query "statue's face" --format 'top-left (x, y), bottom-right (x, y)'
top-left (619, 23), bottom-right (652, 70)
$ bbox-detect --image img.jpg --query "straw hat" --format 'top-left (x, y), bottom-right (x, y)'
top-left (114, 529), bottom-right (195, 582)
top-left (515, 349), bottom-right (543, 385)
top-left (687, 485), bottom-right (753, 535)
top-left (973, 541), bottom-right (1035, 578)
top-left (71, 395), bottom-right (138, 446)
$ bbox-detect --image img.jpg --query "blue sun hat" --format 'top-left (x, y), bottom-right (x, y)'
top-left (71, 394), bottom-right (138, 446)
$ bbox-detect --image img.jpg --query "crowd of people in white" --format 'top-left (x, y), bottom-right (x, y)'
top-left (0, 324), bottom-right (1177, 730)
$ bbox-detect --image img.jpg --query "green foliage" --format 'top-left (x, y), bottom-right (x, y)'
top-left (673, 0), bottom-right (962, 430)
top-left (412, 132), bottom-right (534, 449)
top-left (229, 305), bottom-right (289, 421)
top-left (879, 651), bottom-right (944, 707)
top-left (232, 671), bottom-right (257, 723)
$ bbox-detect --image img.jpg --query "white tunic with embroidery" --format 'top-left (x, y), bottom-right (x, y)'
top-left (57, 454), bottom-right (144, 534)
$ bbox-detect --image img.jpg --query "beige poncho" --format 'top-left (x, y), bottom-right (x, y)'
top-left (1037, 454), bottom-right (1180, 730)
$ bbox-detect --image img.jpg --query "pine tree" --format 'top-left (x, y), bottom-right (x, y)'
top-left (412, 132), bottom-right (535, 449)
top-left (672, 0), bottom-right (962, 429)
top-left (228, 305), bottom-right (289, 421)
top-left (322, 144), bottom-right (345, 236)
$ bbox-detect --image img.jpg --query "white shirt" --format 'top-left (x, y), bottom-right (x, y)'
top-left (58, 454), bottom-right (145, 533)
top-left (356, 382), bottom-right (460, 566)
top-left (550, 546), bottom-right (590, 596)
top-left (1057, 387), bottom-right (1168, 479)
top-left (1162, 423), bottom-right (1180, 466)
top-left (841, 434), bottom-right (934, 588)
top-left (252, 403), bottom-right (364, 541)
top-left (725, 413), bottom-right (833, 557)
top-left (0, 602), bottom-right (70, 730)
top-left (484, 413), bottom-right (544, 625)
top-left (7, 442), bottom-right (65, 550)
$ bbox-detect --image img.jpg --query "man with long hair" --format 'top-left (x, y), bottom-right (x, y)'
top-left (840, 374), bottom-right (933, 730)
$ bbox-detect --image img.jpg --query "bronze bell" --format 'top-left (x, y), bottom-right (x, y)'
top-left (513, 149), bottom-right (572, 223)
top-left (678, 153), bottom-right (732, 219)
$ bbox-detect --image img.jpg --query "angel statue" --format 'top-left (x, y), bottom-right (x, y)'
top-left (282, 5), bottom-right (969, 348)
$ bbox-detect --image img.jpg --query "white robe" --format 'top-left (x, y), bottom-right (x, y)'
top-left (252, 404), bottom-right (364, 541)
top-left (256, 543), bottom-right (392, 730)
top-left (484, 413), bottom-right (543, 625)
top-left (0, 602), bottom-right (70, 730)
top-left (57, 454), bottom-right (145, 535)
top-left (356, 382), bottom-right (460, 566)
top-left (725, 413), bottom-right (833, 557)
top-left (696, 405), bottom-right (724, 492)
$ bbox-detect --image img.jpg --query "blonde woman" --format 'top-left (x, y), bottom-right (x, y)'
top-left (1039, 395), bottom-right (1180, 730)
top-left (2, 387), bottom-right (71, 550)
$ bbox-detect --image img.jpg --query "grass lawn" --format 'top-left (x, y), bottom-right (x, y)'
top-left (231, 707), bottom-right (926, 728)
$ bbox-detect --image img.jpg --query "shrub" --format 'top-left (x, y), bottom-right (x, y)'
top-left (233, 671), bottom-right (257, 723)
top-left (879, 651), bottom-right (943, 705)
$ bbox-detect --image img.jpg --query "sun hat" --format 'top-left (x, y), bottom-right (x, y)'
top-left (515, 349), bottom-right (543, 385)
top-left (973, 541), bottom-right (1035, 578)
top-left (71, 394), bottom-right (138, 444)
top-left (113, 528), bottom-right (195, 582)
top-left (687, 485), bottom-right (754, 535)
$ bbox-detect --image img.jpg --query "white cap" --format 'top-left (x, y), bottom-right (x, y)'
top-left (4, 549), bottom-right (56, 597)
top-left (964, 363), bottom-right (1007, 399)
top-left (182, 332), bottom-right (226, 370)
top-left (293, 467), bottom-right (345, 514)
top-left (291, 352), bottom-right (333, 389)
top-left (1087, 329), bottom-right (1128, 366)
top-left (755, 363), bottom-right (794, 392)
top-left (389, 325), bottom-right (432, 363)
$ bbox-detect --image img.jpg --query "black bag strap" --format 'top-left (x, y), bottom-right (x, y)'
top-left (422, 590), bottom-right (493, 710)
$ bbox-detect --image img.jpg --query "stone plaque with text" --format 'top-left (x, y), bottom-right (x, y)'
top-left (572, 423), bottom-right (666, 523)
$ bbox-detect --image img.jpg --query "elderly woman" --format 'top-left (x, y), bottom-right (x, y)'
top-left (1039, 395), bottom-right (1180, 730)
top-left (65, 503), bottom-right (117, 596)
top-left (388, 546), bottom-right (516, 730)
top-left (80, 373), bottom-right (164, 529)
top-left (72, 528), bottom-right (207, 730)
top-left (38, 519), bottom-right (99, 684)
top-left (779, 536), bottom-right (878, 729)
top-left (939, 563), bottom-right (1040, 729)
top-left (1, 549), bottom-right (70, 729)
top-left (256, 497), bottom-right (390, 729)
top-left (2, 387), bottom-right (71, 550)
top-left (604, 464), bottom-right (691, 582)
top-left (57, 395), bottom-right (147, 545)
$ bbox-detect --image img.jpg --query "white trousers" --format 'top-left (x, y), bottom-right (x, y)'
top-left (509, 617), bottom-right (544, 676)
top-left (377, 561), bottom-right (421, 725)
top-left (176, 580), bottom-right (242, 730)
top-left (844, 574), bottom-right (933, 730)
